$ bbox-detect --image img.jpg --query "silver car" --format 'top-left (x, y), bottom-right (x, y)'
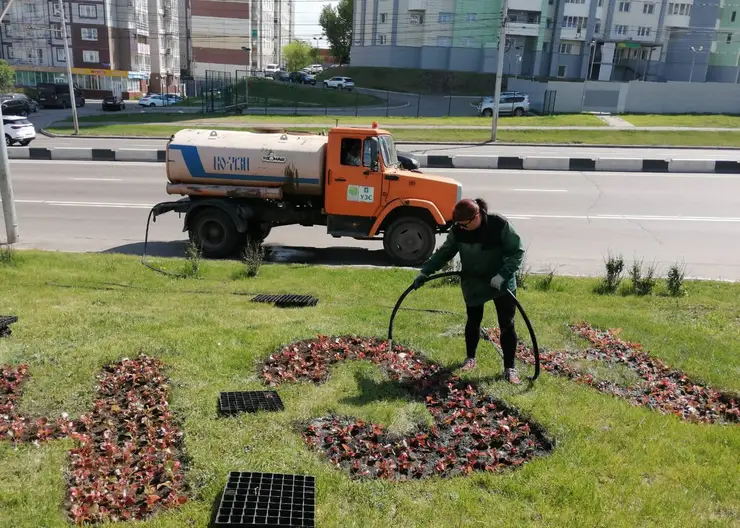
top-left (478, 92), bottom-right (530, 117)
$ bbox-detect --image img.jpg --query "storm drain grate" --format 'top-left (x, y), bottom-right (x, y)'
top-left (0, 315), bottom-right (18, 337)
top-left (214, 471), bottom-right (316, 527)
top-left (251, 294), bottom-right (319, 308)
top-left (219, 391), bottom-right (284, 415)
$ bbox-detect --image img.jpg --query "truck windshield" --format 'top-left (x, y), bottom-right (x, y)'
top-left (379, 135), bottom-right (399, 168)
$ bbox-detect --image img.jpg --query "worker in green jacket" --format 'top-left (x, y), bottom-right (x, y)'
top-left (413, 198), bottom-right (525, 383)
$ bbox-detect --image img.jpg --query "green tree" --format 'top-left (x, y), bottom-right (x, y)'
top-left (0, 59), bottom-right (16, 92)
top-left (319, 0), bottom-right (353, 64)
top-left (283, 40), bottom-right (313, 72)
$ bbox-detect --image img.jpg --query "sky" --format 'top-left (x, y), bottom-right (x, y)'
top-left (294, 0), bottom-right (339, 44)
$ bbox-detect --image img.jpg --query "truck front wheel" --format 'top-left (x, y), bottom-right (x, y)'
top-left (383, 217), bottom-right (436, 267)
top-left (189, 208), bottom-right (240, 258)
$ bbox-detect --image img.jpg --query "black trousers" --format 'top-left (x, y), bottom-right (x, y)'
top-left (465, 293), bottom-right (518, 369)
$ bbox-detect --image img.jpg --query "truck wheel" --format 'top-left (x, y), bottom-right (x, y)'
top-left (189, 208), bottom-right (240, 258)
top-left (383, 217), bottom-right (435, 267)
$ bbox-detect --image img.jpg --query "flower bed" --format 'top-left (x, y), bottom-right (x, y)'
top-left (486, 323), bottom-right (740, 425)
top-left (1, 356), bottom-right (188, 524)
top-left (260, 336), bottom-right (553, 480)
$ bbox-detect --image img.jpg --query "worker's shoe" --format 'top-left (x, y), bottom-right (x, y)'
top-left (461, 358), bottom-right (477, 371)
top-left (504, 368), bottom-right (521, 385)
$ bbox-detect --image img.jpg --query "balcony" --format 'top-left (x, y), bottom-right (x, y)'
top-left (407, 0), bottom-right (427, 11)
top-left (508, 23), bottom-right (540, 37)
top-left (664, 14), bottom-right (690, 28)
top-left (137, 43), bottom-right (150, 55)
top-left (560, 28), bottom-right (587, 40)
top-left (513, 0), bottom-right (544, 11)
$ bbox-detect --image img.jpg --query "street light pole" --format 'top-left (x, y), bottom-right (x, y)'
top-left (58, 0), bottom-right (79, 134)
top-left (490, 0), bottom-right (508, 142)
top-left (735, 50), bottom-right (740, 84)
top-left (0, 0), bottom-right (18, 244)
top-left (241, 45), bottom-right (251, 109)
top-left (689, 46), bottom-right (702, 82)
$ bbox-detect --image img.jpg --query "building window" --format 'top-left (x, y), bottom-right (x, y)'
top-left (466, 13), bottom-right (476, 22)
top-left (377, 34), bottom-right (386, 44)
top-left (542, 42), bottom-right (548, 52)
top-left (79, 4), bottom-right (97, 18)
top-left (643, 3), bottom-right (655, 13)
top-left (598, 0), bottom-right (603, 6)
top-left (615, 24), bottom-right (628, 35)
top-left (562, 16), bottom-right (587, 29)
top-left (546, 18), bottom-right (552, 28)
top-left (4, 46), bottom-right (13, 59)
top-left (462, 37), bottom-right (476, 47)
top-left (669, 3), bottom-right (692, 15)
top-left (732, 11), bottom-right (737, 22)
top-left (618, 2), bottom-right (630, 12)
top-left (565, 0), bottom-right (586, 3)
top-left (728, 33), bottom-right (733, 43)
top-left (410, 13), bottom-right (424, 25)
top-left (81, 28), bottom-right (98, 41)
top-left (24, 3), bottom-right (37, 15)
top-left (438, 12), bottom-right (453, 23)
top-left (3, 23), bottom-right (12, 38)
top-left (83, 50), bottom-right (99, 63)
top-left (559, 43), bottom-right (572, 54)
top-left (637, 27), bottom-right (651, 37)
top-left (437, 36), bottom-right (451, 47)
top-left (594, 22), bottom-right (601, 33)
top-left (56, 47), bottom-right (66, 61)
top-left (557, 65), bottom-right (567, 77)
top-left (379, 13), bottom-right (386, 23)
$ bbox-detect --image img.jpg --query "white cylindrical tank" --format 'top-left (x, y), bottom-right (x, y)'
top-left (166, 129), bottom-right (328, 196)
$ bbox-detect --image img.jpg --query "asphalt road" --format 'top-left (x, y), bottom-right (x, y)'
top-left (3, 161), bottom-right (740, 280)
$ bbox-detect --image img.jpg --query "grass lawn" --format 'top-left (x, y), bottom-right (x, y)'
top-left (315, 67), bottom-right (498, 96)
top-left (46, 123), bottom-right (740, 146)
top-left (0, 251), bottom-right (738, 527)
top-left (622, 114), bottom-right (740, 128)
top-left (60, 113), bottom-right (606, 127)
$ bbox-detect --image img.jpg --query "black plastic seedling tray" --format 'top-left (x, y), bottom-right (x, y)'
top-left (214, 471), bottom-right (316, 527)
top-left (250, 294), bottom-right (319, 308)
top-left (0, 315), bottom-right (18, 337)
top-left (219, 391), bottom-right (285, 415)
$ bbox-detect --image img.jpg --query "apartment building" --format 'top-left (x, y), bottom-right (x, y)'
top-left (351, 0), bottom-right (740, 83)
top-left (179, 0), bottom-right (293, 78)
top-left (0, 0), bottom-right (179, 97)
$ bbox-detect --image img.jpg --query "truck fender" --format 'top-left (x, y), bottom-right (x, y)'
top-left (183, 200), bottom-right (251, 234)
top-left (369, 199), bottom-right (446, 237)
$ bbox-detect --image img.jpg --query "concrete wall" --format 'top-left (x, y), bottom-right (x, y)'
top-left (506, 78), bottom-right (740, 114)
top-left (707, 65), bottom-right (740, 83)
top-left (420, 46), bottom-right (450, 70)
top-left (448, 47), bottom-right (483, 72)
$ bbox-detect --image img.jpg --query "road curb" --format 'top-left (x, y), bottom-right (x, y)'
top-left (10, 146), bottom-right (740, 173)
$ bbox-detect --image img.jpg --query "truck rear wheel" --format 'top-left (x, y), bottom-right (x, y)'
top-left (383, 217), bottom-right (435, 267)
top-left (189, 208), bottom-right (240, 258)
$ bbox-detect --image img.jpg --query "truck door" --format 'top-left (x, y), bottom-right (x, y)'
top-left (324, 136), bottom-right (383, 220)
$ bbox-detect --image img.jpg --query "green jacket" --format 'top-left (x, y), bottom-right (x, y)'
top-left (420, 213), bottom-right (525, 306)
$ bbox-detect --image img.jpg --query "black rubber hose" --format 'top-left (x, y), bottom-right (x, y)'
top-left (388, 271), bottom-right (540, 382)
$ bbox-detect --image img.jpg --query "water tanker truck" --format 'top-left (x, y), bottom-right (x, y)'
top-left (150, 125), bottom-right (462, 266)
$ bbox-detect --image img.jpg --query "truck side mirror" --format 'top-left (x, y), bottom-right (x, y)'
top-left (364, 137), bottom-right (379, 171)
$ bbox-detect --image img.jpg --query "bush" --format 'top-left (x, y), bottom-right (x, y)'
top-left (516, 250), bottom-right (532, 290)
top-left (595, 252), bottom-right (624, 294)
top-left (182, 241), bottom-right (202, 278)
top-left (631, 259), bottom-right (658, 296)
top-left (0, 244), bottom-right (16, 266)
top-left (242, 241), bottom-right (265, 278)
top-left (535, 267), bottom-right (556, 291)
top-left (666, 261), bottom-right (687, 297)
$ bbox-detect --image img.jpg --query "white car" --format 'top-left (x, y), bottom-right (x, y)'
top-left (307, 64), bottom-right (323, 74)
top-left (4, 115), bottom-right (36, 146)
top-left (324, 76), bottom-right (355, 90)
top-left (138, 94), bottom-right (171, 107)
top-left (477, 92), bottom-right (530, 117)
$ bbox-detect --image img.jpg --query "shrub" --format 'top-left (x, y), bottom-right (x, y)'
top-left (631, 259), bottom-right (658, 296)
top-left (516, 250), bottom-right (532, 290)
top-left (666, 260), bottom-right (687, 297)
top-left (242, 241), bottom-right (265, 278)
top-left (595, 252), bottom-right (624, 294)
top-left (182, 241), bottom-right (202, 278)
top-left (535, 266), bottom-right (556, 291)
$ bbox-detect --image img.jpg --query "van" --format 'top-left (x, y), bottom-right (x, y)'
top-left (37, 83), bottom-right (85, 109)
top-left (264, 63), bottom-right (280, 78)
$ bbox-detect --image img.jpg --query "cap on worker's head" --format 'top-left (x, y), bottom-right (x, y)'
top-left (452, 199), bottom-right (480, 222)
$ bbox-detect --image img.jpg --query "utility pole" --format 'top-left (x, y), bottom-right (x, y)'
top-left (490, 0), bottom-right (508, 142)
top-left (58, 0), bottom-right (79, 134)
top-left (0, 0), bottom-right (18, 244)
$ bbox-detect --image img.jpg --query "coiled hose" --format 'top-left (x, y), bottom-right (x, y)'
top-left (387, 271), bottom-right (541, 382)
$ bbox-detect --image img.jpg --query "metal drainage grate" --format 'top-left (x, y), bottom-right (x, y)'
top-left (0, 315), bottom-right (18, 338)
top-left (219, 391), bottom-right (285, 415)
top-left (214, 471), bottom-right (316, 527)
top-left (251, 294), bottom-right (319, 308)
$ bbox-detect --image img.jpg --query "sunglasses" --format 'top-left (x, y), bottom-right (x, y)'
top-left (455, 214), bottom-right (477, 228)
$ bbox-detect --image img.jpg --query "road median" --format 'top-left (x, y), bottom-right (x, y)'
top-left (10, 146), bottom-right (740, 173)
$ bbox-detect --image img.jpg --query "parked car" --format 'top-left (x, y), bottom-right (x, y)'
top-left (3, 115), bottom-right (36, 146)
top-left (165, 94), bottom-right (183, 104)
top-left (264, 63), bottom-right (280, 78)
top-left (323, 76), bottom-right (355, 90)
top-left (36, 82), bottom-right (85, 108)
top-left (307, 64), bottom-right (323, 74)
top-left (274, 71), bottom-right (291, 82)
top-left (1, 93), bottom-right (39, 113)
top-left (477, 92), bottom-right (530, 117)
top-left (0, 96), bottom-right (31, 116)
top-left (397, 151), bottom-right (421, 173)
top-left (139, 94), bottom-right (171, 107)
top-left (102, 95), bottom-right (126, 111)
top-left (288, 71), bottom-right (316, 85)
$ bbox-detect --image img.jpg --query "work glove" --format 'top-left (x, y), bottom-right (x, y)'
top-left (413, 273), bottom-right (428, 290)
top-left (490, 274), bottom-right (505, 290)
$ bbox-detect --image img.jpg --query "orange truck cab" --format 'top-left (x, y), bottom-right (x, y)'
top-left (155, 125), bottom-right (462, 266)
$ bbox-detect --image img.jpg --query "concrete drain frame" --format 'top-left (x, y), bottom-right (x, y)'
top-left (214, 471), bottom-right (316, 528)
top-left (0, 315), bottom-right (18, 337)
top-left (219, 391), bottom-right (285, 415)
